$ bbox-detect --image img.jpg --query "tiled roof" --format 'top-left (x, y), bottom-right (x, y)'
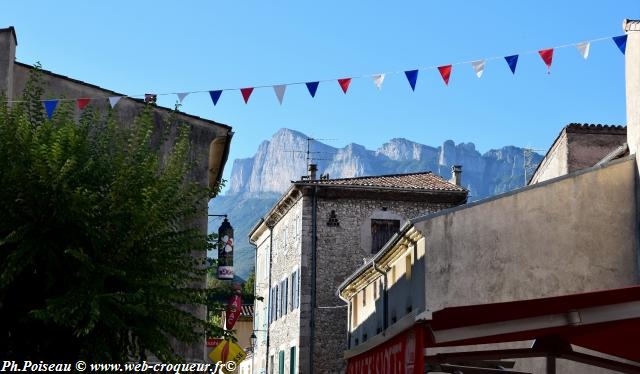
top-left (241, 304), bottom-right (253, 317)
top-left (565, 123), bottom-right (626, 134)
top-left (297, 171), bottom-right (465, 192)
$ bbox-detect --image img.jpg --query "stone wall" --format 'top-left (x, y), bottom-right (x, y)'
top-left (313, 196), bottom-right (456, 374)
top-left (267, 198), bottom-right (303, 374)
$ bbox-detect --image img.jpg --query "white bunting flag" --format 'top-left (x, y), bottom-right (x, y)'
top-left (176, 92), bottom-right (190, 103)
top-left (471, 60), bottom-right (485, 78)
top-left (576, 42), bottom-right (590, 60)
top-left (109, 96), bottom-right (123, 108)
top-left (273, 85), bottom-right (286, 105)
top-left (372, 74), bottom-right (385, 90)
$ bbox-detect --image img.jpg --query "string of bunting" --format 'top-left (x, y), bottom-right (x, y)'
top-left (12, 34), bottom-right (630, 119)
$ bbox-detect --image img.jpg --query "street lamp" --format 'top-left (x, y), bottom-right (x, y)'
top-left (250, 330), bottom-right (267, 374)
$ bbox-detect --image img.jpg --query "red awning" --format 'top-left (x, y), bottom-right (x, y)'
top-left (425, 286), bottom-right (640, 365)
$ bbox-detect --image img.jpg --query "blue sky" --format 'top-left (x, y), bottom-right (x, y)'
top-left (3, 1), bottom-right (638, 187)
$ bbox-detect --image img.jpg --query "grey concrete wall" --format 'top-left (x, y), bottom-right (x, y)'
top-left (418, 157), bottom-right (637, 373)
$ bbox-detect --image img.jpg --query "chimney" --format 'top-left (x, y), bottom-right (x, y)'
top-left (0, 27), bottom-right (17, 100)
top-left (624, 19), bottom-right (640, 156)
top-left (450, 165), bottom-right (462, 186)
top-left (308, 163), bottom-right (318, 180)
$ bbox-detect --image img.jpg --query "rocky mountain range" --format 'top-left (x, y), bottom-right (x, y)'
top-left (211, 128), bottom-right (543, 280)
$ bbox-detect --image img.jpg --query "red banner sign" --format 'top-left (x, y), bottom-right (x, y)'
top-left (346, 324), bottom-right (424, 374)
top-left (225, 294), bottom-right (242, 330)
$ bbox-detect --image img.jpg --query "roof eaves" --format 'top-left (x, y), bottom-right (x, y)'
top-left (337, 219), bottom-right (413, 297)
top-left (293, 182), bottom-right (467, 194)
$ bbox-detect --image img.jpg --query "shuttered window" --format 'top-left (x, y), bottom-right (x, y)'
top-left (290, 346), bottom-right (296, 374)
top-left (371, 219), bottom-right (400, 254)
top-left (279, 350), bottom-right (285, 374)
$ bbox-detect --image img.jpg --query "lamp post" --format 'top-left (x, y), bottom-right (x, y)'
top-left (250, 330), bottom-right (267, 374)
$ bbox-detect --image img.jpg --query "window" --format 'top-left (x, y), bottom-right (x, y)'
top-left (279, 350), bottom-right (285, 374)
top-left (362, 287), bottom-right (366, 307)
top-left (291, 270), bottom-right (299, 310)
top-left (268, 287), bottom-right (272, 324)
top-left (405, 254), bottom-right (412, 280)
top-left (289, 346), bottom-right (296, 374)
top-left (371, 219), bottom-right (400, 254)
top-left (269, 355), bottom-right (274, 374)
top-left (283, 225), bottom-right (288, 251)
top-left (282, 278), bottom-right (288, 317)
top-left (373, 280), bottom-right (377, 299)
top-left (352, 294), bottom-right (358, 325)
top-left (275, 284), bottom-right (280, 320)
top-left (263, 244), bottom-right (270, 281)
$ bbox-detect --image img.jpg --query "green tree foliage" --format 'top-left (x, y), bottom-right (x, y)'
top-left (242, 271), bottom-right (255, 299)
top-left (0, 67), bottom-right (223, 362)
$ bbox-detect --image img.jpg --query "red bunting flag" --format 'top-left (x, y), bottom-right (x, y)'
top-left (438, 65), bottom-right (452, 86)
top-left (338, 78), bottom-right (352, 94)
top-left (77, 98), bottom-right (91, 110)
top-left (240, 87), bottom-right (254, 104)
top-left (538, 48), bottom-right (554, 73)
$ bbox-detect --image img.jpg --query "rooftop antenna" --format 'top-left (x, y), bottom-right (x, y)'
top-left (282, 136), bottom-right (337, 176)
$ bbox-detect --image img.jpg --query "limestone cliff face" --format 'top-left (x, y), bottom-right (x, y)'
top-left (218, 129), bottom-right (542, 279)
top-left (227, 128), bottom-right (542, 199)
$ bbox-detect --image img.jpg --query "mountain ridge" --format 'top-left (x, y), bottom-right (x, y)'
top-left (212, 128), bottom-right (543, 280)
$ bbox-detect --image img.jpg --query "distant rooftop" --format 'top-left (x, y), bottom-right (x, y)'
top-left (297, 171), bottom-right (466, 192)
top-left (565, 123), bottom-right (626, 134)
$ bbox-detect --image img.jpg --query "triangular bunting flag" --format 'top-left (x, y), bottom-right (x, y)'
top-left (209, 90), bottom-right (222, 106)
top-left (77, 98), bottom-right (91, 110)
top-left (240, 87), bottom-right (254, 104)
top-left (109, 96), bottom-right (123, 108)
top-left (613, 35), bottom-right (627, 55)
top-left (404, 70), bottom-right (419, 91)
top-left (176, 92), bottom-right (189, 103)
top-left (438, 65), bottom-right (452, 86)
top-left (372, 74), bottom-right (385, 90)
top-left (306, 82), bottom-right (319, 98)
top-left (43, 100), bottom-right (58, 119)
top-left (273, 85), bottom-right (286, 105)
top-left (538, 48), bottom-right (554, 73)
top-left (338, 78), bottom-right (351, 94)
top-left (504, 55), bottom-right (519, 74)
top-left (471, 60), bottom-right (485, 78)
top-left (576, 42), bottom-right (590, 60)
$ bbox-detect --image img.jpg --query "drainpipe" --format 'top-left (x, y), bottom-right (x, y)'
top-left (373, 261), bottom-right (388, 331)
top-left (337, 292), bottom-right (351, 349)
top-left (309, 186), bottom-right (318, 374)
top-left (252, 234), bottom-right (259, 374)
top-left (264, 224), bottom-right (274, 374)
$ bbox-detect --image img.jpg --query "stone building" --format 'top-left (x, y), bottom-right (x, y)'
top-left (529, 123), bottom-right (627, 184)
top-left (337, 19), bottom-right (640, 374)
top-left (0, 26), bottom-right (234, 361)
top-left (248, 167), bottom-right (467, 374)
